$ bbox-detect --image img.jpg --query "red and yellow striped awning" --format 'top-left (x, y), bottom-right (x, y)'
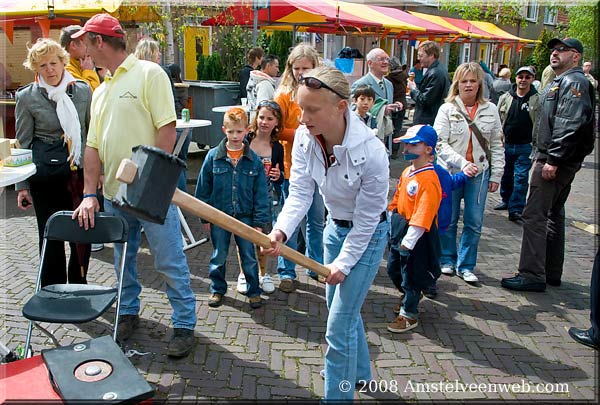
top-left (410, 11), bottom-right (536, 43)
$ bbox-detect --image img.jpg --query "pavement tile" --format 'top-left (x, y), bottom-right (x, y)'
top-left (1, 148), bottom-right (596, 402)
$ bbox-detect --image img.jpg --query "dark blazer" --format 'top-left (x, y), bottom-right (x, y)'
top-left (387, 69), bottom-right (408, 109)
top-left (410, 60), bottom-right (450, 125)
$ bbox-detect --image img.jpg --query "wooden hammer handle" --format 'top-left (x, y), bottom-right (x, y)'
top-left (172, 189), bottom-right (330, 278)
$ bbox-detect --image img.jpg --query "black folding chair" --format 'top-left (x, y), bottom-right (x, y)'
top-left (22, 211), bottom-right (129, 356)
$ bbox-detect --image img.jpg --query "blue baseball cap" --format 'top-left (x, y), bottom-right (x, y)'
top-left (393, 124), bottom-right (438, 152)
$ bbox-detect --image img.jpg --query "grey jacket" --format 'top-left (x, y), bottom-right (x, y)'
top-left (533, 66), bottom-right (595, 166)
top-left (15, 80), bottom-right (92, 190)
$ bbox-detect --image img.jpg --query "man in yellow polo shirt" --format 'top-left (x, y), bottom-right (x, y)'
top-left (71, 13), bottom-right (196, 358)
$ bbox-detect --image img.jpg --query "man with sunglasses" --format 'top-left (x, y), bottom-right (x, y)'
top-left (502, 37), bottom-right (595, 293)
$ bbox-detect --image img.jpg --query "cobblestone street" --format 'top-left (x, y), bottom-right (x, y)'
top-left (1, 146), bottom-right (597, 402)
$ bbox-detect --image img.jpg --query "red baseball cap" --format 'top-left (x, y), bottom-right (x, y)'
top-left (71, 14), bottom-right (124, 39)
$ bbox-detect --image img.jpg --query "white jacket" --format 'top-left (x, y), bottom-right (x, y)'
top-left (274, 109), bottom-right (389, 275)
top-left (246, 70), bottom-right (276, 111)
top-left (433, 98), bottom-right (505, 184)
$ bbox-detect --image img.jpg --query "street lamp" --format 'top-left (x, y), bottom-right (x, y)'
top-left (252, 0), bottom-right (269, 46)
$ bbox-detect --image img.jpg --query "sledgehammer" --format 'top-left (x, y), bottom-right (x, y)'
top-left (112, 145), bottom-right (330, 278)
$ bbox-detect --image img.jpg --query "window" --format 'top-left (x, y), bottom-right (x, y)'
top-left (462, 44), bottom-right (471, 64)
top-left (543, 7), bottom-right (557, 25)
top-left (524, 1), bottom-right (539, 22)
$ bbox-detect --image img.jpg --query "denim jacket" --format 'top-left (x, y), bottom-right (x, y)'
top-left (195, 138), bottom-right (270, 228)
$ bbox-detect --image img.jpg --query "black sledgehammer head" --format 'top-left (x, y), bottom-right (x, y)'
top-left (112, 145), bottom-right (186, 224)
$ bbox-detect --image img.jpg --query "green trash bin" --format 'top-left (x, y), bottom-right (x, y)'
top-left (185, 81), bottom-right (240, 147)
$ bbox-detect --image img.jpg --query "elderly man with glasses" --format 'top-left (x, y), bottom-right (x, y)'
top-left (351, 48), bottom-right (403, 152)
top-left (502, 37), bottom-right (596, 292)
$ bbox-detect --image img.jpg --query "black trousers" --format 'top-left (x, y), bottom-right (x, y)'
top-left (29, 172), bottom-right (90, 287)
top-left (518, 160), bottom-right (581, 283)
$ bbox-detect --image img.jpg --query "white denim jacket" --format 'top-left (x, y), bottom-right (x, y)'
top-left (433, 98), bottom-right (505, 184)
top-left (274, 109), bottom-right (389, 275)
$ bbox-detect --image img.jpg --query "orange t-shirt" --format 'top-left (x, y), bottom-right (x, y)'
top-left (227, 147), bottom-right (243, 167)
top-left (273, 90), bottom-right (302, 179)
top-left (465, 103), bottom-right (478, 163)
top-left (388, 164), bottom-right (442, 232)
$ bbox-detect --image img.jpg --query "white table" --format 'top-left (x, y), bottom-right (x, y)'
top-left (175, 119), bottom-right (211, 251)
top-left (0, 163), bottom-right (36, 188)
top-left (211, 105), bottom-right (250, 113)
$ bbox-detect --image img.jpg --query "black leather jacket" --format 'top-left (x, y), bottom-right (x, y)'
top-left (534, 66), bottom-right (595, 166)
top-left (410, 59), bottom-right (450, 125)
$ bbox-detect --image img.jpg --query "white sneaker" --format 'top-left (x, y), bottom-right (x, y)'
top-left (459, 270), bottom-right (478, 283)
top-left (260, 274), bottom-right (275, 294)
top-left (441, 264), bottom-right (455, 275)
top-left (236, 274), bottom-right (248, 294)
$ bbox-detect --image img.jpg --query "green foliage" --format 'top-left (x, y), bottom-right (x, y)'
top-left (531, 28), bottom-right (553, 78)
top-left (439, 0), bottom-right (527, 27)
top-left (267, 31), bottom-right (294, 65)
top-left (448, 43), bottom-right (460, 73)
top-left (132, 4), bottom-right (207, 52)
top-left (212, 24), bottom-right (251, 81)
top-left (556, 2), bottom-right (598, 62)
top-left (196, 54), bottom-right (225, 81)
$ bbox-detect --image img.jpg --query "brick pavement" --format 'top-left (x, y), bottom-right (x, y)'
top-left (0, 148), bottom-right (597, 402)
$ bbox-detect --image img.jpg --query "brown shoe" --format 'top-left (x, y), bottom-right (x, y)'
top-left (279, 279), bottom-right (295, 293)
top-left (249, 296), bottom-right (262, 309)
top-left (387, 315), bottom-right (418, 333)
top-left (208, 293), bottom-right (223, 308)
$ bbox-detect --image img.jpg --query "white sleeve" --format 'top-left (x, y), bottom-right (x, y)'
top-left (401, 225), bottom-right (426, 250)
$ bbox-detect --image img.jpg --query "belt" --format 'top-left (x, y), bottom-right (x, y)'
top-left (332, 212), bottom-right (387, 228)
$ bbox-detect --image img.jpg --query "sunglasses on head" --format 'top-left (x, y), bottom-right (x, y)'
top-left (257, 100), bottom-right (281, 111)
top-left (299, 75), bottom-right (347, 99)
top-left (551, 45), bottom-right (578, 53)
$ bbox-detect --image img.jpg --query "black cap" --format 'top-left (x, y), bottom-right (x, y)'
top-left (548, 37), bottom-right (584, 54)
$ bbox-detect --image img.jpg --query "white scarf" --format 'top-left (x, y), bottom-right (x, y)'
top-left (38, 70), bottom-right (82, 166)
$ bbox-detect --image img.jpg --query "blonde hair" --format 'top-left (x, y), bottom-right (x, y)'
top-left (134, 38), bottom-right (160, 62)
top-left (445, 62), bottom-right (486, 105)
top-left (23, 38), bottom-right (69, 71)
top-left (301, 66), bottom-right (350, 102)
top-left (223, 107), bottom-right (248, 127)
top-left (498, 67), bottom-right (511, 79)
top-left (276, 44), bottom-right (320, 97)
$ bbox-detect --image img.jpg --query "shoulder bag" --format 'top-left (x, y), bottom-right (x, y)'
top-left (29, 138), bottom-right (71, 182)
top-left (456, 108), bottom-right (492, 164)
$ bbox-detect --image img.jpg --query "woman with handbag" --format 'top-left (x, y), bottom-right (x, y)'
top-left (15, 38), bottom-right (93, 287)
top-left (433, 62), bottom-right (505, 284)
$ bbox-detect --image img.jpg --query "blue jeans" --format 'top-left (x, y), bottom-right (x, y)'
top-left (400, 260), bottom-right (421, 320)
top-left (440, 170), bottom-right (490, 274)
top-left (500, 143), bottom-right (532, 215)
top-left (277, 180), bottom-right (324, 280)
top-left (104, 200), bottom-right (196, 330)
top-left (175, 128), bottom-right (192, 191)
top-left (323, 219), bottom-right (389, 401)
top-left (209, 217), bottom-right (261, 298)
